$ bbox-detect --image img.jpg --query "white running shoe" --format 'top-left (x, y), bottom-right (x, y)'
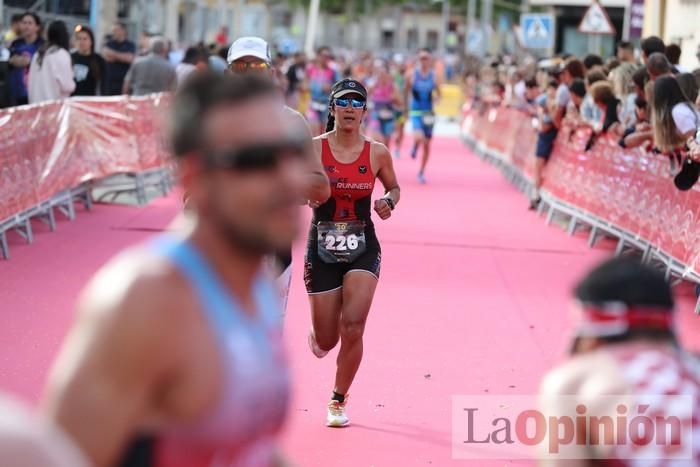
top-left (308, 329), bottom-right (329, 359)
top-left (326, 398), bottom-right (350, 427)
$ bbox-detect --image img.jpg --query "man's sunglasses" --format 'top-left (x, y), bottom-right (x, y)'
top-left (228, 61), bottom-right (270, 73)
top-left (334, 98), bottom-right (365, 109)
top-left (204, 140), bottom-right (307, 172)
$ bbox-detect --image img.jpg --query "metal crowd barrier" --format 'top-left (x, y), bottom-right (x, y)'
top-left (461, 104), bottom-right (700, 315)
top-left (0, 94), bottom-right (173, 260)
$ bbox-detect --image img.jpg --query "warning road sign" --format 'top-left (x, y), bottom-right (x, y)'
top-left (578, 1), bottom-right (616, 35)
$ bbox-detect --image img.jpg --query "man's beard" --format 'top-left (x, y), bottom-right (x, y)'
top-left (212, 213), bottom-right (275, 258)
top-left (209, 197), bottom-right (276, 258)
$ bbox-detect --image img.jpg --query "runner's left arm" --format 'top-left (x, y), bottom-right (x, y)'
top-left (434, 74), bottom-right (443, 103)
top-left (373, 142), bottom-right (400, 220)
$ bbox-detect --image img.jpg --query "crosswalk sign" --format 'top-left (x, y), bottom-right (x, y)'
top-left (521, 14), bottom-right (554, 49)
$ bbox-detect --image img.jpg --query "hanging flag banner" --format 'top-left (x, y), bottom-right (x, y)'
top-left (628, 0), bottom-right (645, 39)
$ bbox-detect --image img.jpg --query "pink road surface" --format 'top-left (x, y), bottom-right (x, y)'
top-left (0, 136), bottom-right (698, 466)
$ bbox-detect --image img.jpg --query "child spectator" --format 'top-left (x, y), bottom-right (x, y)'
top-left (619, 97), bottom-right (652, 149)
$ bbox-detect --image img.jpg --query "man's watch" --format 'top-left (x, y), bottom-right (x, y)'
top-left (383, 197), bottom-right (395, 210)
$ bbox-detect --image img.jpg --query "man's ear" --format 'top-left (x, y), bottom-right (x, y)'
top-left (178, 155), bottom-right (206, 206)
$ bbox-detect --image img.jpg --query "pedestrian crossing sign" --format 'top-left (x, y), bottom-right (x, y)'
top-left (521, 14), bottom-right (554, 49)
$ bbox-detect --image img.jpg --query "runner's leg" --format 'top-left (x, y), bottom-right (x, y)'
top-left (532, 158), bottom-right (546, 206)
top-left (410, 115), bottom-right (424, 160)
top-left (309, 289), bottom-right (343, 352)
top-left (419, 135), bottom-right (432, 176)
top-left (394, 115), bottom-right (405, 157)
top-left (383, 120), bottom-right (395, 153)
top-left (334, 271), bottom-right (378, 395)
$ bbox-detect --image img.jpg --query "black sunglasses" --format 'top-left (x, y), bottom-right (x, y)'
top-left (204, 140), bottom-right (308, 172)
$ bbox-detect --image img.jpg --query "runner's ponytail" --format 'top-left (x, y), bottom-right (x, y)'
top-left (325, 99), bottom-right (335, 132)
top-left (326, 114), bottom-right (336, 132)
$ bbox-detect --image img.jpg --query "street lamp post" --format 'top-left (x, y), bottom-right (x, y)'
top-left (482, 0), bottom-right (493, 55)
top-left (305, 0), bottom-right (320, 56)
top-left (440, 0), bottom-right (450, 55)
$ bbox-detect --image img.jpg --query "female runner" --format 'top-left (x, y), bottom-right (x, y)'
top-left (368, 60), bottom-right (402, 153)
top-left (305, 78), bottom-right (400, 427)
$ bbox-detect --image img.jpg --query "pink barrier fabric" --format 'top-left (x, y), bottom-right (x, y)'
top-left (0, 95), bottom-right (171, 221)
top-left (462, 106), bottom-right (700, 272)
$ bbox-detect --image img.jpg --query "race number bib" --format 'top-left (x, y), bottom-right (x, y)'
top-left (378, 108), bottom-right (395, 120)
top-left (310, 101), bottom-right (327, 112)
top-left (421, 113), bottom-right (436, 127)
top-left (317, 221), bottom-right (366, 264)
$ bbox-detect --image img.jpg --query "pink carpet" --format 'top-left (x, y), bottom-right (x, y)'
top-left (0, 136), bottom-right (698, 467)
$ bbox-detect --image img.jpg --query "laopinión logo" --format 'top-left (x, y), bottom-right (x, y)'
top-left (451, 395), bottom-right (696, 461)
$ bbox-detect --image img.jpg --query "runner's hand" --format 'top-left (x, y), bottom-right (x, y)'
top-left (374, 199), bottom-right (392, 220)
top-left (309, 199), bottom-right (322, 208)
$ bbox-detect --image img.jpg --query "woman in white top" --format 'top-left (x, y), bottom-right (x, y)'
top-left (28, 21), bottom-right (75, 104)
top-left (651, 75), bottom-right (699, 153)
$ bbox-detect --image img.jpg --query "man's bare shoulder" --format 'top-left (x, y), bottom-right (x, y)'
top-left (540, 349), bottom-right (629, 398)
top-left (283, 106), bottom-right (313, 139)
top-left (78, 243), bottom-right (194, 330)
top-left (283, 105), bottom-right (305, 121)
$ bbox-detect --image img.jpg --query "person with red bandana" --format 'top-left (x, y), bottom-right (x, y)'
top-left (539, 257), bottom-right (700, 465)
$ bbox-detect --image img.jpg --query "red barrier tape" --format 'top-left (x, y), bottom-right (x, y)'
top-left (0, 95), bottom-right (171, 221)
top-left (462, 106), bottom-right (700, 274)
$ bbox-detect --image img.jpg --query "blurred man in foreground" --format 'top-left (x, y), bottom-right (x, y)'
top-left (539, 257), bottom-right (700, 465)
top-left (42, 73), bottom-right (308, 467)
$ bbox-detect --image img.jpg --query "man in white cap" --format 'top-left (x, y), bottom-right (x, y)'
top-left (227, 36), bottom-right (330, 317)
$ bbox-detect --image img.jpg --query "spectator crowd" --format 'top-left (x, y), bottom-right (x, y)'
top-left (0, 12), bottom-right (235, 106)
top-left (464, 37), bottom-right (700, 203)
top-left (0, 11), bottom-right (461, 116)
top-left (5, 11), bottom-right (700, 197)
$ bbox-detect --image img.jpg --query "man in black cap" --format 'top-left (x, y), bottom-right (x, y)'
top-left (306, 78), bottom-right (400, 427)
